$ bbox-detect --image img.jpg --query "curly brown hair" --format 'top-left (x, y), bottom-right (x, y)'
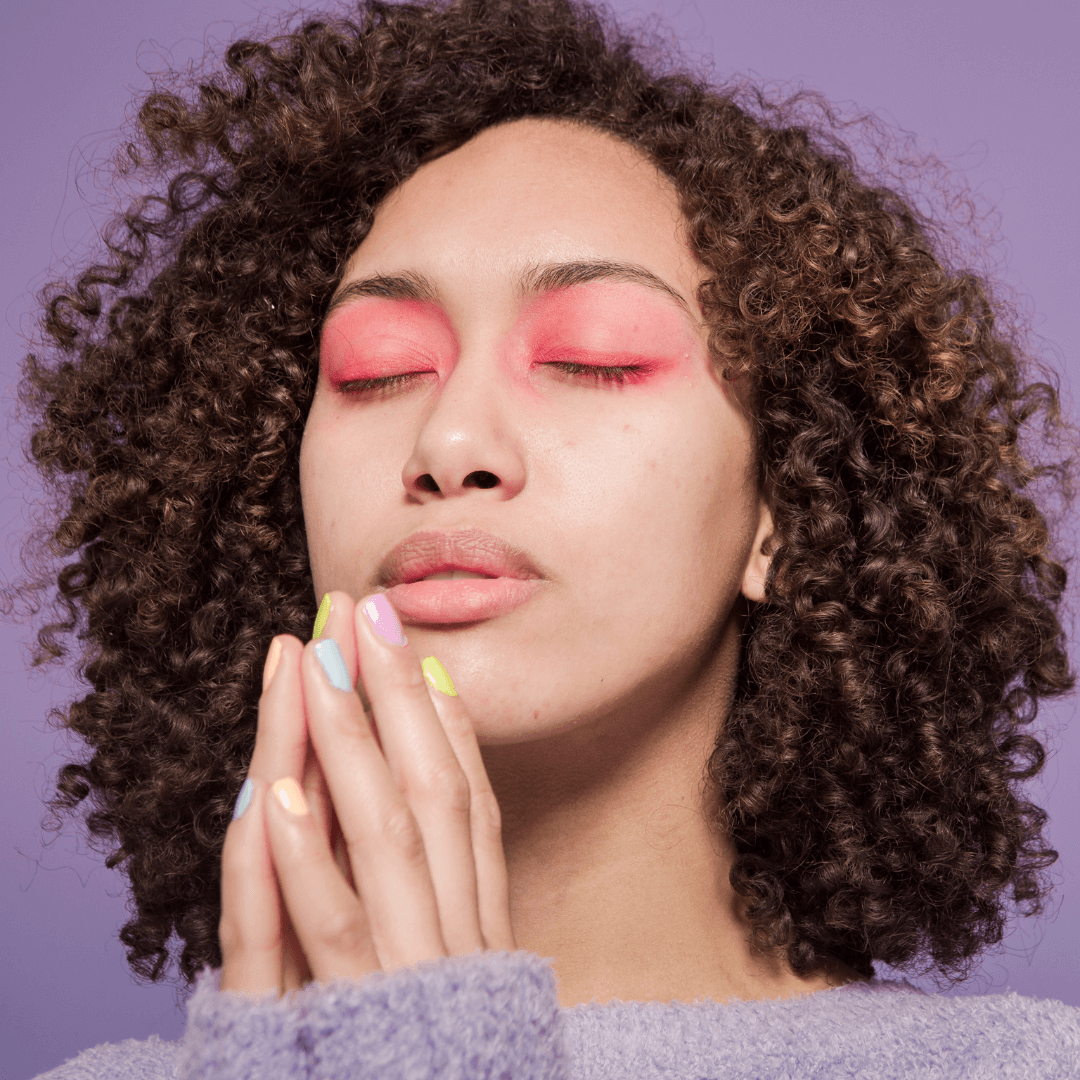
top-left (6, 0), bottom-right (1075, 991)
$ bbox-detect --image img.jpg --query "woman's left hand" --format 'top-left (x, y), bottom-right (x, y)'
top-left (221, 589), bottom-right (516, 994)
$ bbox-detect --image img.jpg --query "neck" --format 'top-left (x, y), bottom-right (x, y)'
top-left (481, 615), bottom-right (862, 1008)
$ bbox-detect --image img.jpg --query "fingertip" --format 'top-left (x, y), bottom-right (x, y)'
top-left (262, 638), bottom-right (284, 693)
top-left (422, 655), bottom-right (458, 696)
top-left (358, 592), bottom-right (408, 647)
top-left (271, 776), bottom-right (311, 817)
top-left (232, 776), bottom-right (255, 822)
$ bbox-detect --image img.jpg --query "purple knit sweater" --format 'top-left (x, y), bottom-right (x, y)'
top-left (33, 950), bottom-right (1080, 1079)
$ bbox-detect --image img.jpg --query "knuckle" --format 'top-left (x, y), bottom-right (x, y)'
top-left (416, 756), bottom-right (471, 815)
top-left (375, 654), bottom-right (428, 695)
top-left (313, 908), bottom-right (367, 956)
top-left (380, 803), bottom-right (428, 867)
top-left (471, 789), bottom-right (503, 844)
top-left (440, 706), bottom-right (474, 742)
top-left (218, 913), bottom-right (274, 958)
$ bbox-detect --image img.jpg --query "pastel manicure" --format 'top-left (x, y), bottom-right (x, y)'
top-left (363, 593), bottom-right (407, 646)
top-left (422, 655), bottom-right (458, 696)
top-left (313, 593), bottom-right (332, 639)
top-left (272, 777), bottom-right (309, 816)
top-left (314, 637), bottom-right (353, 691)
top-left (232, 777), bottom-right (254, 821)
top-left (262, 638), bottom-right (282, 691)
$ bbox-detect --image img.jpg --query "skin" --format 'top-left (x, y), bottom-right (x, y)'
top-left (219, 117), bottom-right (865, 1006)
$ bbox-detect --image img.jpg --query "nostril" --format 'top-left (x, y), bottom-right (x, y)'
top-left (464, 470), bottom-right (499, 489)
top-left (416, 474), bottom-right (440, 493)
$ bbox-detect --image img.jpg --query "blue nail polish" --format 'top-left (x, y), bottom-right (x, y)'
top-left (232, 777), bottom-right (254, 821)
top-left (314, 637), bottom-right (353, 692)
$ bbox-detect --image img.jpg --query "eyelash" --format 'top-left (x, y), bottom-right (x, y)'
top-left (337, 374), bottom-right (423, 394)
top-left (335, 362), bottom-right (647, 395)
top-left (545, 361), bottom-right (647, 384)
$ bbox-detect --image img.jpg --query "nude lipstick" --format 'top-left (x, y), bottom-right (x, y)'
top-left (378, 528), bottom-right (543, 624)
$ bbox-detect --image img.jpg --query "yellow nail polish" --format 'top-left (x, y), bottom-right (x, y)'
top-left (422, 655), bottom-right (458, 696)
top-left (313, 593), bottom-right (331, 639)
top-left (262, 637), bottom-right (283, 692)
top-left (272, 777), bottom-right (309, 816)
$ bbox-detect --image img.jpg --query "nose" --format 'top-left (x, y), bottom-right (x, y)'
top-left (401, 356), bottom-right (526, 502)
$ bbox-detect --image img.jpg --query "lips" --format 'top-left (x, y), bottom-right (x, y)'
top-left (378, 528), bottom-right (543, 624)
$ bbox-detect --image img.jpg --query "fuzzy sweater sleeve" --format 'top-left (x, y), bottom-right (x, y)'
top-left (31, 966), bottom-right (1080, 1079)
top-left (34, 949), bottom-right (568, 1080)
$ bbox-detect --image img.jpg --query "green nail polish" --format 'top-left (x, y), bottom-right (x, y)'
top-left (313, 593), bottom-right (331, 639)
top-left (422, 655), bottom-right (458, 696)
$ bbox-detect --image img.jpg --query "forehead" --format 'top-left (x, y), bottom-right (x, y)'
top-left (339, 118), bottom-right (703, 306)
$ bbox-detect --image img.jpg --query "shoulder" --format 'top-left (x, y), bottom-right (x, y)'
top-left (561, 980), bottom-right (1080, 1079)
top-left (30, 1034), bottom-right (178, 1080)
top-left (811, 981), bottom-right (1080, 1076)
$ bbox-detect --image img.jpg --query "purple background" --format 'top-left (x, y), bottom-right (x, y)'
top-left (2, 2), bottom-right (1077, 1077)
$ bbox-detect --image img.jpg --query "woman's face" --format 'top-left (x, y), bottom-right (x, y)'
top-left (300, 118), bottom-right (770, 745)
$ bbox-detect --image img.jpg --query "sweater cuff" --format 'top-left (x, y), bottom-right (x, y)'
top-left (177, 950), bottom-right (568, 1080)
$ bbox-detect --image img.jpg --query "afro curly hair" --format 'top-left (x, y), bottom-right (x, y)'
top-left (6, 0), bottom-right (1075, 989)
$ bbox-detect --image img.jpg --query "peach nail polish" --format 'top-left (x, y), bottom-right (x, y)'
top-left (272, 777), bottom-right (309, 816)
top-left (262, 638), bottom-right (283, 692)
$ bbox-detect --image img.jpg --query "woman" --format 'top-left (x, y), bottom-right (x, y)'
top-left (16, 0), bottom-right (1079, 1076)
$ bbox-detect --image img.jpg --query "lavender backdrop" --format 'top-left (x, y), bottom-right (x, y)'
top-left (2, 1), bottom-right (1077, 1077)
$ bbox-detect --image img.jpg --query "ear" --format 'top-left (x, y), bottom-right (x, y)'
top-left (740, 499), bottom-right (774, 604)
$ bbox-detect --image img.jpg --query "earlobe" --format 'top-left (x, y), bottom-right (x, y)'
top-left (740, 501), bottom-right (774, 603)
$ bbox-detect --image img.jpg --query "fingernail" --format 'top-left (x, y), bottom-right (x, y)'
top-left (422, 655), bottom-right (457, 696)
top-left (232, 777), bottom-right (254, 821)
top-left (313, 593), bottom-right (332, 639)
top-left (272, 777), bottom-right (309, 816)
top-left (314, 637), bottom-right (353, 691)
top-left (262, 638), bottom-right (283, 692)
top-left (363, 593), bottom-right (407, 647)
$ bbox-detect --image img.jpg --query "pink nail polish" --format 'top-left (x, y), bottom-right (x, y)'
top-left (363, 593), bottom-right (407, 646)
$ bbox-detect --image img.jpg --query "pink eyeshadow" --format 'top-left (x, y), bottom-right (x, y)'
top-left (514, 283), bottom-right (696, 376)
top-left (319, 298), bottom-right (457, 385)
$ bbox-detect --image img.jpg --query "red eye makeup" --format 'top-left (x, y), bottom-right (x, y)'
top-left (318, 279), bottom-right (700, 399)
top-left (319, 298), bottom-right (457, 394)
top-left (516, 282), bottom-right (696, 387)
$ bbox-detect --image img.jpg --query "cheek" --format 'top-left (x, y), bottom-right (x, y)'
top-left (546, 400), bottom-right (753, 579)
top-left (299, 404), bottom-right (342, 548)
top-left (300, 396), bottom-right (395, 530)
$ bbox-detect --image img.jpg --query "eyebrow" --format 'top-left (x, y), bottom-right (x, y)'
top-left (324, 270), bottom-right (437, 318)
top-left (518, 260), bottom-right (692, 315)
top-left (323, 259), bottom-right (693, 320)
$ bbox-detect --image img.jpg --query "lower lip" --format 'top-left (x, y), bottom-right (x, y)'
top-left (383, 577), bottom-right (542, 624)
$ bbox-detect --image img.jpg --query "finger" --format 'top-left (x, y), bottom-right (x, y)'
top-left (330, 807), bottom-right (356, 892)
top-left (422, 666), bottom-right (516, 953)
top-left (249, 635), bottom-right (314, 991)
top-left (219, 779), bottom-right (282, 996)
top-left (250, 635), bottom-right (308, 796)
top-left (300, 628), bottom-right (448, 971)
top-left (349, 596), bottom-right (484, 959)
top-left (221, 632), bottom-right (309, 998)
top-left (305, 590), bottom-right (362, 846)
top-left (302, 742), bottom-right (333, 845)
top-left (311, 591), bottom-right (360, 685)
top-left (265, 776), bottom-right (380, 983)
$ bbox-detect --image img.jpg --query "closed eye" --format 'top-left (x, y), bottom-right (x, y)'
top-left (544, 361), bottom-right (649, 385)
top-left (336, 372), bottom-right (433, 394)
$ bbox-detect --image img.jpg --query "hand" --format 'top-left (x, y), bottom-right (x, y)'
top-left (218, 590), bottom-right (516, 996)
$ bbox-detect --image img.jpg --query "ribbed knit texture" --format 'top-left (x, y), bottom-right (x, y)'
top-left (32, 950), bottom-right (1080, 1080)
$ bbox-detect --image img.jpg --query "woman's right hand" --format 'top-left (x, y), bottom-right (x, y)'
top-left (217, 626), bottom-right (348, 995)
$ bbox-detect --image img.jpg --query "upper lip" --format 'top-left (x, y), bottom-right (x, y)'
top-left (378, 528), bottom-right (542, 588)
